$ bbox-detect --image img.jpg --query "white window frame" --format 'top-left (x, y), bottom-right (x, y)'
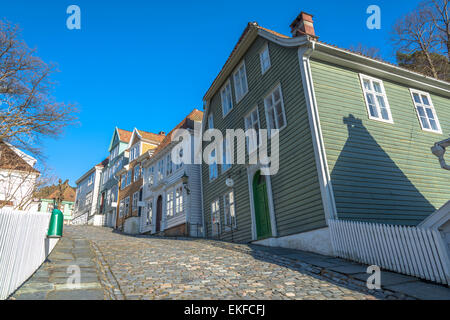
top-left (175, 186), bottom-right (183, 215)
top-left (166, 153), bottom-right (173, 176)
top-left (244, 106), bottom-right (262, 154)
top-left (263, 84), bottom-right (287, 136)
top-left (134, 163), bottom-right (140, 182)
top-left (166, 190), bottom-right (174, 217)
top-left (233, 61), bottom-right (249, 103)
top-left (220, 79), bottom-right (233, 117)
top-left (259, 43), bottom-right (271, 75)
top-left (209, 149), bottom-right (218, 181)
top-left (221, 137), bottom-right (232, 173)
top-left (132, 191), bottom-right (139, 212)
top-left (145, 200), bottom-right (153, 225)
top-left (208, 113), bottom-right (214, 130)
top-left (211, 199), bottom-right (220, 236)
top-left (409, 89), bottom-right (442, 134)
top-left (359, 74), bottom-right (394, 124)
top-left (223, 190), bottom-right (236, 231)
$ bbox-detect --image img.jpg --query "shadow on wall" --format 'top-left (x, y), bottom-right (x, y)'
top-left (330, 114), bottom-right (436, 226)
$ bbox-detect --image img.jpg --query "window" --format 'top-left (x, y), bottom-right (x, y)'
top-left (259, 44), bottom-right (271, 74)
top-left (410, 89), bottom-right (442, 133)
top-left (85, 191), bottom-right (92, 207)
top-left (208, 114), bottom-right (214, 130)
top-left (110, 145), bottom-right (119, 160)
top-left (222, 137), bottom-right (232, 173)
top-left (264, 84), bottom-right (287, 133)
top-left (157, 159), bottom-right (164, 182)
top-left (87, 173), bottom-right (94, 186)
top-left (359, 74), bottom-right (393, 123)
top-left (132, 192), bottom-right (139, 212)
top-left (211, 199), bottom-right (220, 236)
top-left (130, 143), bottom-right (140, 162)
top-left (134, 163), bottom-right (141, 182)
top-left (221, 80), bottom-right (233, 116)
top-left (119, 200), bottom-right (124, 217)
top-left (166, 153), bottom-right (173, 176)
top-left (209, 149), bottom-right (218, 181)
top-left (224, 190), bottom-right (236, 230)
top-left (146, 201), bottom-right (153, 225)
top-left (147, 166), bottom-right (154, 186)
top-left (166, 191), bottom-right (174, 217)
top-left (126, 170), bottom-right (132, 186)
top-left (233, 61), bottom-right (248, 103)
top-left (244, 107), bottom-right (261, 153)
top-left (175, 186), bottom-right (183, 214)
top-left (124, 197), bottom-right (130, 216)
top-left (121, 174), bottom-right (126, 190)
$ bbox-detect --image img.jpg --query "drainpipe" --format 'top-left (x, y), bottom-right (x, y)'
top-left (431, 138), bottom-right (450, 170)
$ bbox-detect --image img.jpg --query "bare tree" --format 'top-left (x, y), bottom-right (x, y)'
top-left (0, 19), bottom-right (77, 159)
top-left (349, 43), bottom-right (382, 59)
top-left (391, 1), bottom-right (449, 80)
top-left (427, 0), bottom-right (450, 59)
top-left (392, 4), bottom-right (442, 78)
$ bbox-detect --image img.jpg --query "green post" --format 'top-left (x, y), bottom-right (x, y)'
top-left (48, 208), bottom-right (64, 238)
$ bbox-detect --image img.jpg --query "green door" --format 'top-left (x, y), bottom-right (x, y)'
top-left (253, 171), bottom-right (272, 239)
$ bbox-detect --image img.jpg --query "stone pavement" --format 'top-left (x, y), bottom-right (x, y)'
top-left (10, 236), bottom-right (105, 300)
top-left (10, 226), bottom-right (450, 300)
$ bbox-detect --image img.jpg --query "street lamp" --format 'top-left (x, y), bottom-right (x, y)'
top-left (181, 172), bottom-right (190, 195)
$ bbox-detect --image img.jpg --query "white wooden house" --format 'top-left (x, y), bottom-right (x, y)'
top-left (140, 109), bottom-right (204, 237)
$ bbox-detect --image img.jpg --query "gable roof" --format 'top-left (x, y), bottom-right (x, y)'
top-left (36, 180), bottom-right (76, 202)
top-left (0, 142), bottom-right (39, 174)
top-left (151, 109), bottom-right (203, 157)
top-left (203, 20), bottom-right (450, 104)
top-left (108, 127), bottom-right (133, 152)
top-left (127, 128), bottom-right (166, 150)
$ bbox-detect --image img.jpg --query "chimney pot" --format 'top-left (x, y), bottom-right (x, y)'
top-left (159, 131), bottom-right (166, 136)
top-left (290, 12), bottom-right (317, 38)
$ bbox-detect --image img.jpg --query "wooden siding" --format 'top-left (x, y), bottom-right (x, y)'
top-left (202, 36), bottom-right (326, 243)
top-left (310, 59), bottom-right (450, 226)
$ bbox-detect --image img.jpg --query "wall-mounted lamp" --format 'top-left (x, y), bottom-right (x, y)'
top-left (182, 172), bottom-right (190, 195)
top-left (225, 176), bottom-right (234, 188)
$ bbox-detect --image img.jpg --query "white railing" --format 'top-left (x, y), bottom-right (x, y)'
top-left (329, 219), bottom-right (450, 285)
top-left (0, 209), bottom-right (59, 299)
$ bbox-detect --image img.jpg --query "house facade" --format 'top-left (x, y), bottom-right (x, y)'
top-left (98, 128), bottom-right (132, 228)
top-left (201, 12), bottom-right (450, 256)
top-left (115, 129), bottom-right (165, 233)
top-left (36, 180), bottom-right (76, 224)
top-left (140, 109), bottom-right (204, 237)
top-left (72, 159), bottom-right (108, 225)
top-left (0, 141), bottom-right (40, 211)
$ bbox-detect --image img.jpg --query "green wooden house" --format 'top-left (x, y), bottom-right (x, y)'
top-left (36, 180), bottom-right (76, 224)
top-left (200, 11), bottom-right (450, 262)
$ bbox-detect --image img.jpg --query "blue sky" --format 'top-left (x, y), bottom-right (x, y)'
top-left (0, 0), bottom-right (423, 185)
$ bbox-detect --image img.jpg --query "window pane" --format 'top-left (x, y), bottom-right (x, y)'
top-left (366, 93), bottom-right (378, 118)
top-left (376, 95), bottom-right (389, 120)
top-left (429, 119), bottom-right (438, 131)
top-left (425, 108), bottom-right (435, 120)
top-left (363, 79), bottom-right (371, 91)
top-left (373, 82), bottom-right (382, 93)
top-left (420, 116), bottom-right (430, 129)
top-left (413, 93), bottom-right (421, 103)
top-left (417, 106), bottom-right (426, 117)
top-left (421, 95), bottom-right (430, 105)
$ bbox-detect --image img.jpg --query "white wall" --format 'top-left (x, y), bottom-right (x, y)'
top-left (0, 169), bottom-right (38, 210)
top-left (0, 209), bottom-right (58, 299)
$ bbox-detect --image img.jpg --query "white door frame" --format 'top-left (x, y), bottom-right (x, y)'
top-left (247, 164), bottom-right (278, 241)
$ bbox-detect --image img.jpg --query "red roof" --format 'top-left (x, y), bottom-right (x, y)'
top-left (0, 142), bottom-right (39, 174)
top-left (152, 109), bottom-right (203, 156)
top-left (117, 129), bottom-right (133, 143)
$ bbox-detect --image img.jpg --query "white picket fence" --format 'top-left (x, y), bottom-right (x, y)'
top-left (328, 219), bottom-right (450, 285)
top-left (0, 209), bottom-right (59, 299)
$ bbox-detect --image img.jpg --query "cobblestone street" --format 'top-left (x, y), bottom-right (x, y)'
top-left (12, 226), bottom-right (386, 300)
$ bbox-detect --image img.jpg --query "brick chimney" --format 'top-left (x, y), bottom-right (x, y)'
top-left (290, 12), bottom-right (317, 38)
